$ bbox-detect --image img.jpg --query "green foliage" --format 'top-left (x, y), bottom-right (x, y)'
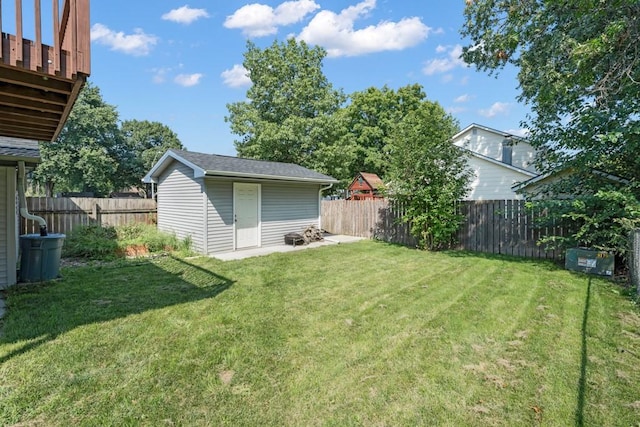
top-left (226, 39), bottom-right (347, 181)
top-left (120, 120), bottom-right (184, 193)
top-left (531, 189), bottom-right (640, 259)
top-left (62, 224), bottom-right (192, 260)
top-left (62, 225), bottom-right (119, 259)
top-left (34, 83), bottom-right (182, 197)
top-left (116, 223), bottom-right (192, 255)
top-left (338, 84), bottom-right (428, 184)
top-left (385, 102), bottom-right (472, 250)
top-left (36, 82), bottom-right (125, 197)
top-left (461, 0), bottom-right (640, 184)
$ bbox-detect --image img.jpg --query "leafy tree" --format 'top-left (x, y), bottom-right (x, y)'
top-left (35, 84), bottom-right (183, 197)
top-left (339, 84), bottom-right (428, 181)
top-left (532, 189), bottom-right (640, 260)
top-left (385, 101), bottom-right (471, 250)
top-left (120, 119), bottom-right (184, 191)
top-left (36, 82), bottom-right (126, 197)
top-left (461, 0), bottom-right (640, 259)
top-left (460, 0), bottom-right (640, 184)
top-left (226, 39), bottom-right (347, 179)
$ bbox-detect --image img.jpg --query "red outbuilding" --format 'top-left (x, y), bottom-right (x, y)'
top-left (347, 172), bottom-right (384, 200)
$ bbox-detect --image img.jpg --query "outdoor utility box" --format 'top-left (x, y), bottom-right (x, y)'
top-left (565, 248), bottom-right (614, 277)
top-left (19, 234), bottom-right (65, 282)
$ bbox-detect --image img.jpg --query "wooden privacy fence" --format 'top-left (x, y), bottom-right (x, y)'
top-left (321, 199), bottom-right (416, 247)
top-left (321, 199), bottom-right (565, 259)
top-left (21, 197), bottom-right (157, 235)
top-left (455, 200), bottom-right (564, 259)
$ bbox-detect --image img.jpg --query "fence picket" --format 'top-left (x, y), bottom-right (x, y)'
top-left (322, 199), bottom-right (564, 259)
top-left (21, 197), bottom-right (157, 234)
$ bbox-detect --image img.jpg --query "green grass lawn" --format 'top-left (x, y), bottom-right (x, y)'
top-left (1, 241), bottom-right (639, 426)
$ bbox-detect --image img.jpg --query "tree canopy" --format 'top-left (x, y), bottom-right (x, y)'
top-left (36, 82), bottom-right (124, 197)
top-left (461, 0), bottom-right (640, 259)
top-left (226, 39), bottom-right (346, 178)
top-left (226, 39), bottom-right (447, 189)
top-left (35, 83), bottom-right (182, 197)
top-left (461, 0), bottom-right (640, 186)
top-left (339, 84), bottom-right (428, 181)
top-left (121, 119), bottom-right (184, 184)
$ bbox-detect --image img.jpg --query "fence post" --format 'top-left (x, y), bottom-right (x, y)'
top-left (90, 203), bottom-right (101, 225)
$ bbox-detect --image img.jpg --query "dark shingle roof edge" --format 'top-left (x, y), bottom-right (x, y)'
top-left (0, 145), bottom-right (40, 161)
top-left (144, 149), bottom-right (338, 184)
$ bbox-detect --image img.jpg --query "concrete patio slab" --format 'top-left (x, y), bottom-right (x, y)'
top-left (212, 234), bottom-right (365, 261)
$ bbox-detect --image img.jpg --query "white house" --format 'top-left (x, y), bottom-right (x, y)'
top-left (452, 124), bottom-right (540, 200)
top-left (143, 149), bottom-right (338, 255)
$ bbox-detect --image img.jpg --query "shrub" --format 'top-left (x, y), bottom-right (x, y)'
top-left (62, 225), bottom-right (119, 259)
top-left (531, 189), bottom-right (640, 261)
top-left (116, 223), bottom-right (191, 254)
top-left (62, 223), bottom-right (192, 260)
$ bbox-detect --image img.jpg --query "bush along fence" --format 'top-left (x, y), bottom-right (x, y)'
top-left (20, 197), bottom-right (157, 235)
top-left (321, 199), bottom-right (565, 259)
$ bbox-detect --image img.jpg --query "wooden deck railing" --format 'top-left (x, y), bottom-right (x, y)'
top-left (0, 0), bottom-right (90, 79)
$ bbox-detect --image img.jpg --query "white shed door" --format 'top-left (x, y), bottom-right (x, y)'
top-left (234, 183), bottom-right (260, 249)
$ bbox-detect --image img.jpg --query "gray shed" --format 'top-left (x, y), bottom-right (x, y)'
top-left (143, 149), bottom-right (338, 255)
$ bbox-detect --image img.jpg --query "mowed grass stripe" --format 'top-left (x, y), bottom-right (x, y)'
top-left (1, 241), bottom-right (639, 426)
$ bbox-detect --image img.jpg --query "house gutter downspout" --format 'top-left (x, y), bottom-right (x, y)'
top-left (17, 161), bottom-right (48, 236)
top-left (318, 183), bottom-right (333, 232)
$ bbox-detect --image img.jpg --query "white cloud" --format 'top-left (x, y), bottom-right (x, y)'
top-left (91, 23), bottom-right (157, 56)
top-left (454, 94), bottom-right (471, 103)
top-left (297, 0), bottom-right (430, 57)
top-left (422, 44), bottom-right (466, 75)
top-left (447, 106), bottom-right (467, 114)
top-left (162, 5), bottom-right (210, 24)
top-left (224, 0), bottom-right (320, 37)
top-left (441, 74), bottom-right (454, 83)
top-left (479, 101), bottom-right (511, 118)
top-left (221, 65), bottom-right (252, 88)
top-left (174, 73), bottom-right (203, 87)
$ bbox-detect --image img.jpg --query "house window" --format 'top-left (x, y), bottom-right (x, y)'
top-left (502, 138), bottom-right (513, 165)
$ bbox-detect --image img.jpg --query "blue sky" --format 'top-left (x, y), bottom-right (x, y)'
top-left (87, 0), bottom-right (528, 156)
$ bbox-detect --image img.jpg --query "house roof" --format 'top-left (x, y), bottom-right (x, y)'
top-left (452, 123), bottom-right (529, 144)
top-left (512, 167), bottom-right (630, 192)
top-left (0, 137), bottom-right (40, 165)
top-left (143, 149), bottom-right (339, 184)
top-left (349, 172), bottom-right (384, 190)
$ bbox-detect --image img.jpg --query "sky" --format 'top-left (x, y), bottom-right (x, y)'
top-left (85, 0), bottom-right (529, 156)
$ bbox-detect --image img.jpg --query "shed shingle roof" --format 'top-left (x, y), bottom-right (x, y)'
top-left (144, 149), bottom-right (338, 184)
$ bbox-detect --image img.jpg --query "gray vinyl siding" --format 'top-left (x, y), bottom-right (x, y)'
top-left (0, 168), bottom-right (8, 288)
top-left (157, 161), bottom-right (205, 253)
top-left (205, 179), bottom-right (234, 254)
top-left (0, 167), bottom-right (16, 288)
top-left (261, 182), bottom-right (319, 247)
